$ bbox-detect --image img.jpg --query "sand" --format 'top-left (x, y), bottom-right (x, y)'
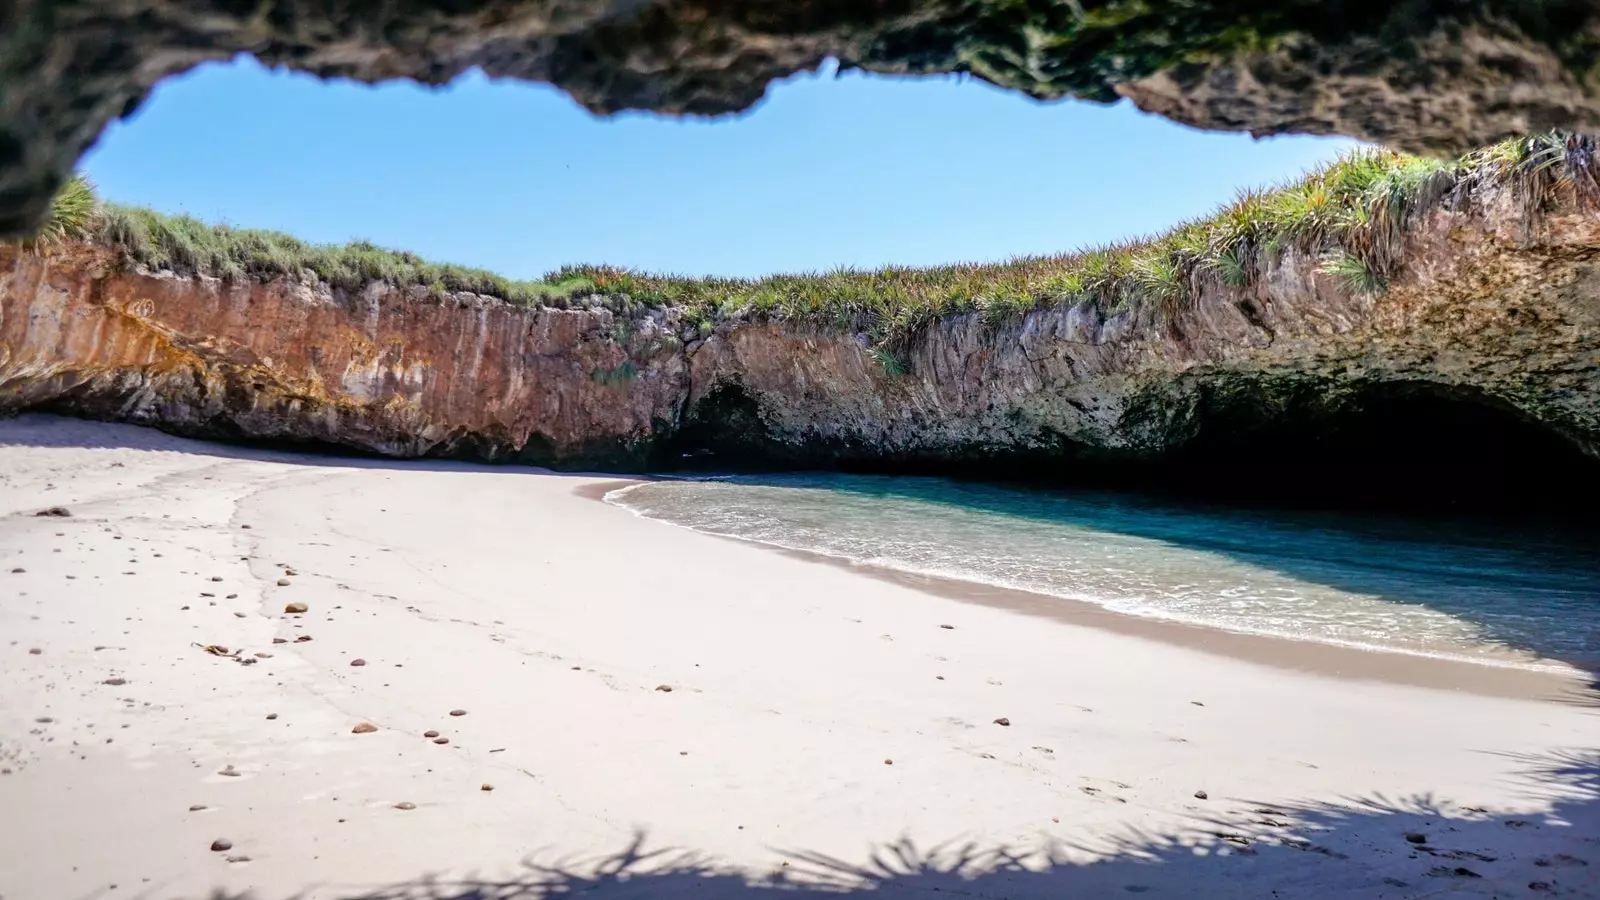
top-left (0, 413), bottom-right (1595, 900)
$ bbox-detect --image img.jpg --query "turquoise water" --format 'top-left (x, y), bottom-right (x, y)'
top-left (607, 473), bottom-right (1600, 673)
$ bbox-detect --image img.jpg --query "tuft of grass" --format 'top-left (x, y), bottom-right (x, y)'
top-left (92, 203), bottom-right (599, 308)
top-left (31, 175), bottom-right (98, 248)
top-left (1318, 251), bottom-right (1386, 295)
top-left (1202, 246), bottom-right (1250, 286)
top-left (869, 348), bottom-right (909, 376)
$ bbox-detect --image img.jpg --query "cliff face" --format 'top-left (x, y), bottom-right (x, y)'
top-left (3, 181), bottom-right (1599, 473)
top-left (7, 0), bottom-right (1600, 235)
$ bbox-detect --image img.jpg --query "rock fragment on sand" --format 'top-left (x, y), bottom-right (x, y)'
top-left (351, 722), bottom-right (378, 734)
top-left (218, 765), bottom-right (240, 777)
top-left (393, 801), bottom-right (416, 810)
top-left (883, 759), bottom-right (893, 765)
top-left (271, 638), bottom-right (287, 644)
top-left (254, 652), bottom-right (272, 658)
top-left (433, 737), bottom-right (450, 745)
top-left (284, 602), bottom-right (308, 614)
top-left (210, 576), bottom-right (223, 582)
top-left (189, 805), bottom-right (207, 811)
top-left (423, 730), bottom-right (439, 738)
top-left (103, 677), bottom-right (127, 686)
top-left (350, 658), bottom-right (366, 667)
top-left (993, 717), bottom-right (1010, 727)
top-left (34, 507), bottom-right (71, 517)
top-left (27, 648), bottom-right (41, 655)
top-left (481, 784), bottom-right (494, 791)
top-left (1406, 832), bottom-right (1427, 844)
top-left (276, 578), bottom-right (291, 587)
top-left (939, 624), bottom-right (954, 629)
top-left (266, 713), bottom-right (278, 720)
top-left (449, 709), bottom-right (467, 716)
top-left (9, 567), bottom-right (23, 574)
top-left (1194, 790), bottom-right (1208, 800)
top-left (655, 684), bottom-right (673, 692)
top-left (210, 839), bottom-right (232, 852)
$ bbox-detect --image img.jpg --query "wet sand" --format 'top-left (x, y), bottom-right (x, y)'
top-left (1, 414), bottom-right (1596, 900)
top-left (590, 477), bottom-right (1588, 701)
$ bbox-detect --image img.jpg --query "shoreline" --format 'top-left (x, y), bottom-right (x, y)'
top-left (4, 416), bottom-right (1597, 900)
top-left (585, 479), bottom-right (1592, 702)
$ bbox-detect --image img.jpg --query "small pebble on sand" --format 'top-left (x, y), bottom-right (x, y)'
top-left (655, 685), bottom-right (673, 693)
top-left (189, 805), bottom-right (207, 812)
top-left (939, 624), bottom-right (954, 629)
top-left (210, 576), bottom-right (223, 582)
top-left (449, 709), bottom-right (466, 716)
top-left (884, 759), bottom-right (894, 765)
top-left (481, 784), bottom-right (494, 792)
top-left (233, 612), bottom-right (246, 618)
top-left (104, 677), bottom-right (127, 686)
top-left (423, 730), bottom-right (440, 738)
top-left (351, 722), bottom-right (378, 734)
top-left (993, 718), bottom-right (1010, 727)
top-left (266, 713), bottom-right (278, 720)
top-left (284, 602), bottom-right (308, 614)
top-left (271, 638), bottom-right (287, 644)
top-left (276, 579), bottom-right (291, 587)
top-left (393, 802), bottom-right (416, 811)
top-left (254, 652), bottom-right (272, 659)
top-left (1194, 790), bottom-right (1208, 800)
top-left (350, 659), bottom-right (366, 667)
top-left (28, 648), bottom-right (42, 655)
top-left (1405, 832), bottom-right (1427, 844)
top-left (210, 839), bottom-right (232, 852)
top-left (10, 568), bottom-right (23, 574)
top-left (432, 737), bottom-right (450, 745)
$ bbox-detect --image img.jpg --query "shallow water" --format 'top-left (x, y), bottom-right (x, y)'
top-left (607, 473), bottom-right (1600, 673)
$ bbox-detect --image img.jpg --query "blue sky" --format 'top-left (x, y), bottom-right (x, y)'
top-left (83, 57), bottom-right (1357, 280)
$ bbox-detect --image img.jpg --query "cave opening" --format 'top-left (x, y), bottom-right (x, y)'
top-left (660, 380), bottom-right (1600, 523)
top-left (1129, 381), bottom-right (1600, 521)
top-left (658, 382), bottom-right (788, 469)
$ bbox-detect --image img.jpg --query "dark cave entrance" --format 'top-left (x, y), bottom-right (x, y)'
top-left (1090, 381), bottom-right (1600, 521)
top-left (660, 380), bottom-right (1600, 522)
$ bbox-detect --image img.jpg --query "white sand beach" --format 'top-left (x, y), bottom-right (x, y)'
top-left (1, 413), bottom-right (1595, 900)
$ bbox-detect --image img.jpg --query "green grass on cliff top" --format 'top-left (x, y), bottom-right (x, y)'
top-left (25, 133), bottom-right (1596, 355)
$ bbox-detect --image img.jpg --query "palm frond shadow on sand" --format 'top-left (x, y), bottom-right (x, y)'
top-left (188, 748), bottom-right (1599, 900)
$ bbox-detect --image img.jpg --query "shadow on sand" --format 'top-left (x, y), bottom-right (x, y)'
top-left (178, 750), bottom-right (1600, 900)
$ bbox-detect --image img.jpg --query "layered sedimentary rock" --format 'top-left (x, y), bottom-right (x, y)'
top-left (2, 179), bottom-right (1597, 473)
top-left (5, 0), bottom-right (1600, 234)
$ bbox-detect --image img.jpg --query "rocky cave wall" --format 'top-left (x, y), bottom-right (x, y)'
top-left (5, 0), bottom-right (1600, 235)
top-left (3, 175), bottom-right (1598, 510)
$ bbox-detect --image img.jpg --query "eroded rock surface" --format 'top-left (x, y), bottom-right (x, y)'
top-left (2, 178), bottom-right (1597, 476)
top-left (5, 1), bottom-right (1600, 235)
